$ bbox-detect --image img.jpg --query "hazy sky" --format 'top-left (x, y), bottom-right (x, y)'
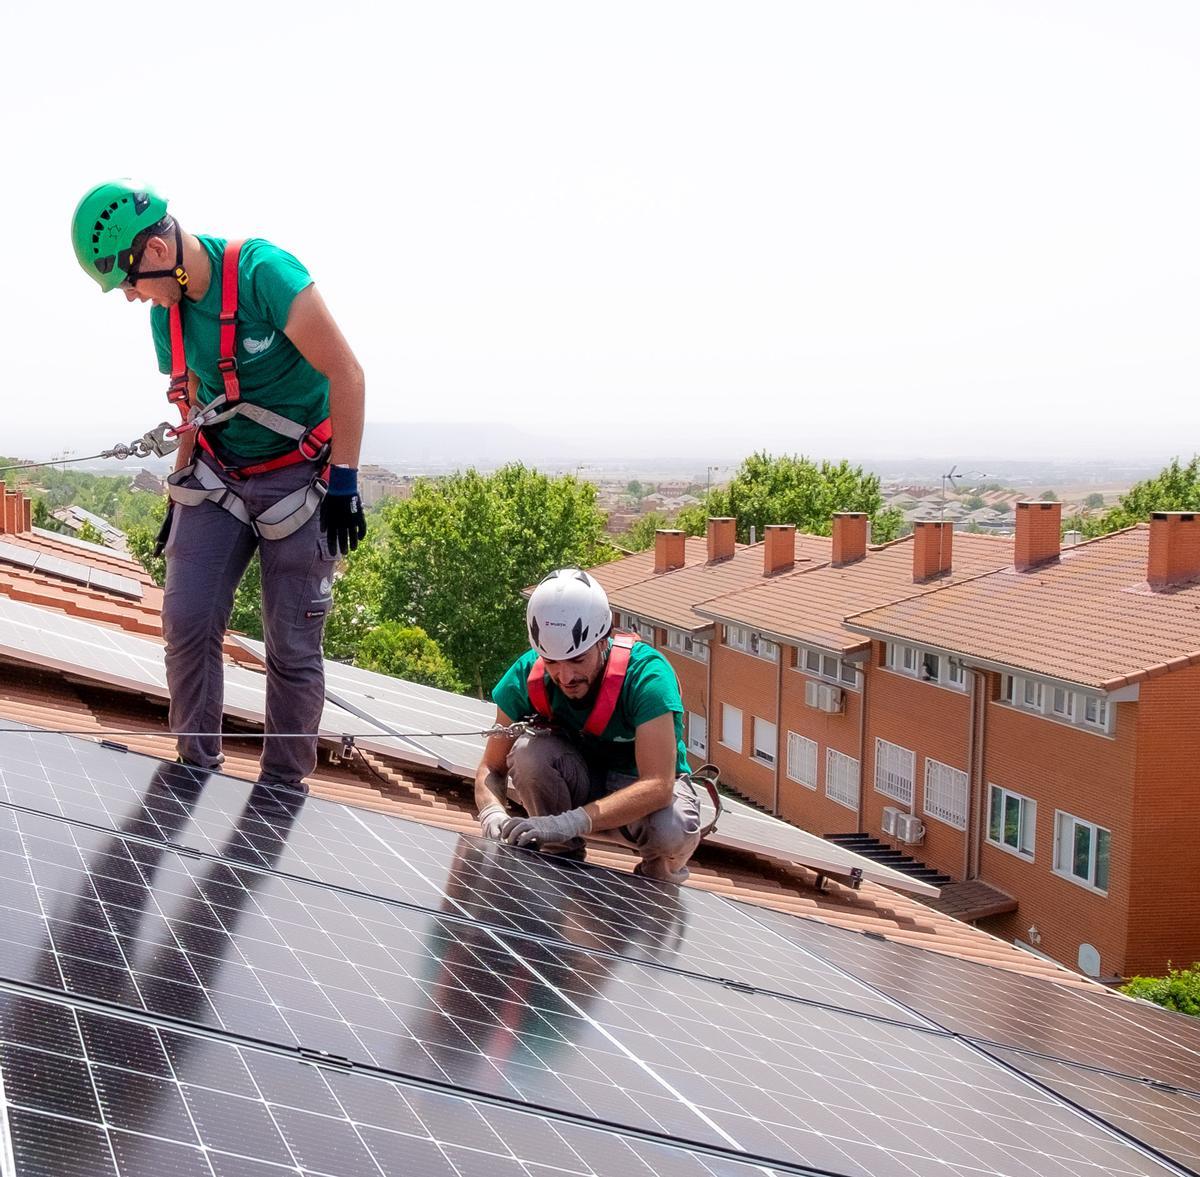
top-left (7, 1), bottom-right (1199, 462)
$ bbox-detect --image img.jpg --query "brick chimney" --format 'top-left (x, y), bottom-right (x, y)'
top-left (913, 520), bottom-right (954, 581)
top-left (21, 498), bottom-right (30, 532)
top-left (1014, 501), bottom-right (1062, 571)
top-left (0, 482), bottom-right (6, 534)
top-left (1148, 512), bottom-right (1200, 589)
top-left (654, 529), bottom-right (687, 574)
top-left (763, 524), bottom-right (795, 575)
top-left (832, 512), bottom-right (868, 566)
top-left (2, 489), bottom-right (18, 536)
top-left (706, 517), bottom-right (736, 563)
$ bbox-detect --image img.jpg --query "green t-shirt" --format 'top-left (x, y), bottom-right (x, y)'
top-left (151, 236), bottom-right (329, 461)
top-left (493, 641), bottom-right (691, 776)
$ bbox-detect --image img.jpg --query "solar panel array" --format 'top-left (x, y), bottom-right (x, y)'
top-left (0, 725), bottom-right (1196, 1176)
top-left (0, 540), bottom-right (144, 600)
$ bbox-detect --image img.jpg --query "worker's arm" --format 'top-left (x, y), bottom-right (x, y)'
top-left (474, 708), bottom-right (517, 838)
top-left (583, 712), bottom-right (677, 831)
top-left (282, 284), bottom-right (364, 466)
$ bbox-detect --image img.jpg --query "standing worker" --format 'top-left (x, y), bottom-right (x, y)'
top-left (475, 568), bottom-right (703, 882)
top-left (71, 181), bottom-right (366, 792)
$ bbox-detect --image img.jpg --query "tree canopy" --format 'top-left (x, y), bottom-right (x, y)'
top-left (354, 622), bottom-right (464, 692)
top-left (1078, 457), bottom-right (1200, 537)
top-left (373, 465), bottom-right (615, 697)
top-left (673, 452), bottom-right (903, 544)
top-left (1121, 963), bottom-right (1200, 1017)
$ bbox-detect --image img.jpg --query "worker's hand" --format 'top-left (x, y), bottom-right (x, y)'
top-left (477, 803), bottom-right (509, 840)
top-left (501, 807), bottom-right (592, 849)
top-left (320, 465), bottom-right (367, 557)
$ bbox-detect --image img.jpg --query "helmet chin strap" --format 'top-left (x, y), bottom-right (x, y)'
top-left (128, 221), bottom-right (190, 289)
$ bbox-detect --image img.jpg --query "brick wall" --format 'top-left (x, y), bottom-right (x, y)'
top-left (978, 677), bottom-right (1136, 977)
top-left (861, 647), bottom-right (973, 876)
top-left (1126, 662), bottom-right (1200, 975)
top-left (707, 639), bottom-right (780, 809)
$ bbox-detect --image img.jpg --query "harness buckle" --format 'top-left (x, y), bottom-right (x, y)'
top-left (298, 430), bottom-right (331, 463)
top-left (217, 356), bottom-right (238, 374)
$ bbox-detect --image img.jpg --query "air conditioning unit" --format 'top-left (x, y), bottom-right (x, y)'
top-left (817, 685), bottom-right (845, 714)
top-left (804, 680), bottom-right (820, 708)
top-left (880, 806), bottom-right (901, 837)
top-left (895, 813), bottom-right (926, 845)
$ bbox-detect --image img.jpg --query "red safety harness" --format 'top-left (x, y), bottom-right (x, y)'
top-left (527, 632), bottom-right (638, 736)
top-left (525, 632), bottom-right (723, 837)
top-left (163, 240), bottom-right (333, 541)
top-left (165, 239), bottom-right (332, 479)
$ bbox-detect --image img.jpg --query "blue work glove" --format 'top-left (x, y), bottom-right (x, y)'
top-left (478, 803), bottom-right (509, 840)
top-left (320, 465), bottom-right (367, 557)
top-left (501, 808), bottom-right (592, 848)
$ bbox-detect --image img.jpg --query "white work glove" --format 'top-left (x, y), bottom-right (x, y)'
top-left (478, 804), bottom-right (509, 840)
top-left (500, 807), bottom-right (592, 848)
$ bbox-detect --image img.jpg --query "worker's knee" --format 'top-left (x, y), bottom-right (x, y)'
top-left (623, 786), bottom-right (702, 861)
top-left (507, 733), bottom-right (591, 812)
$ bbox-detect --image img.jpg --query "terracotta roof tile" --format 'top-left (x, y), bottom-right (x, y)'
top-left (696, 533), bottom-right (1013, 653)
top-left (608, 533), bottom-right (834, 632)
top-left (847, 525), bottom-right (1200, 689)
top-left (585, 537), bottom-right (711, 594)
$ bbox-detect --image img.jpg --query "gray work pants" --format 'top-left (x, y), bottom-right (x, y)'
top-left (162, 455), bottom-right (335, 787)
top-left (507, 733), bottom-right (702, 883)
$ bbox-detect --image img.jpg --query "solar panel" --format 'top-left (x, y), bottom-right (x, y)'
top-left (0, 540), bottom-right (39, 571)
top-left (0, 603), bottom-right (417, 762)
top-left (87, 569), bottom-right (145, 601)
top-left (703, 791), bottom-right (940, 897)
top-left (0, 728), bottom-right (921, 1023)
top-left (234, 635), bottom-right (492, 775)
top-left (739, 900), bottom-right (1200, 1093)
top-left (0, 989), bottom-right (795, 1177)
top-left (0, 802), bottom-right (1182, 1176)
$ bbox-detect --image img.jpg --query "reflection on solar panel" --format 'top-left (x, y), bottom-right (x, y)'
top-left (0, 724), bottom-right (1193, 1174)
top-left (234, 635), bottom-right (492, 774)
top-left (0, 540), bottom-right (144, 600)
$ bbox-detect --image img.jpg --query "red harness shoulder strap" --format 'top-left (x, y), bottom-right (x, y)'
top-left (584, 633), bottom-right (636, 736)
top-left (218, 239), bottom-right (243, 404)
top-left (525, 633), bottom-right (639, 733)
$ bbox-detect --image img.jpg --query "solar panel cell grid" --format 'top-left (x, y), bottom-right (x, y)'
top-left (0, 990), bottom-right (788, 1177)
top-left (0, 729), bottom-right (921, 1022)
top-left (739, 901), bottom-right (1200, 1094)
top-left (0, 805), bottom-right (1182, 1176)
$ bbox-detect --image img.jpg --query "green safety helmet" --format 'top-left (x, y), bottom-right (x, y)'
top-left (71, 180), bottom-right (169, 292)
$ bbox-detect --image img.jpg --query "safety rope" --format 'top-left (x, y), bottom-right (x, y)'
top-left (0, 722), bottom-right (544, 743)
top-left (0, 424), bottom-right (182, 477)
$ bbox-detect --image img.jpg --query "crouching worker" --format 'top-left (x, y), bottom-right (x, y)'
top-left (474, 568), bottom-right (702, 883)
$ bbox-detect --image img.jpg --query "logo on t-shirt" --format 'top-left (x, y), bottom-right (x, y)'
top-left (243, 332), bottom-right (277, 357)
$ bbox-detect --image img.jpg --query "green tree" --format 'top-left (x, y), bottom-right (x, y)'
top-left (963, 494), bottom-right (986, 511)
top-left (620, 511), bottom-right (672, 552)
top-left (354, 622), bottom-right (464, 692)
top-left (374, 465), bottom-right (615, 697)
top-left (1081, 457), bottom-right (1200, 538)
top-left (672, 452), bottom-right (902, 544)
top-left (1084, 492), bottom-right (1106, 510)
top-left (1121, 963), bottom-right (1200, 1017)
top-left (993, 500), bottom-right (1011, 514)
top-left (1040, 489), bottom-right (1059, 501)
top-left (323, 542), bottom-right (384, 662)
top-left (625, 480), bottom-right (645, 500)
top-left (75, 520), bottom-right (105, 545)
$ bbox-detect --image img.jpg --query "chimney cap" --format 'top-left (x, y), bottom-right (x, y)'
top-left (1151, 511), bottom-right (1196, 522)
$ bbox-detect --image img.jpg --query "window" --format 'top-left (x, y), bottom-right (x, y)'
top-left (786, 733), bottom-right (818, 789)
top-left (1055, 812), bottom-right (1111, 893)
top-left (720, 704), bottom-right (743, 753)
top-left (826, 749), bottom-right (860, 811)
top-left (687, 712), bottom-right (707, 757)
top-left (924, 759), bottom-right (968, 830)
top-left (725, 624), bottom-right (778, 661)
top-left (874, 739), bottom-right (915, 806)
top-left (886, 642), bottom-right (965, 691)
top-left (1001, 676), bottom-right (1113, 735)
top-left (636, 618), bottom-right (656, 646)
top-left (987, 785), bottom-right (1036, 858)
top-left (752, 718), bottom-right (777, 766)
top-left (797, 645), bottom-right (860, 690)
top-left (666, 628), bottom-right (709, 663)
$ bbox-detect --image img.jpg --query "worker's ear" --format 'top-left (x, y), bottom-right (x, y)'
top-left (142, 235), bottom-right (174, 265)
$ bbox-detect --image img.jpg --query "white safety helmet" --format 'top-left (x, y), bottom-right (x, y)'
top-left (527, 568), bottom-right (613, 660)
